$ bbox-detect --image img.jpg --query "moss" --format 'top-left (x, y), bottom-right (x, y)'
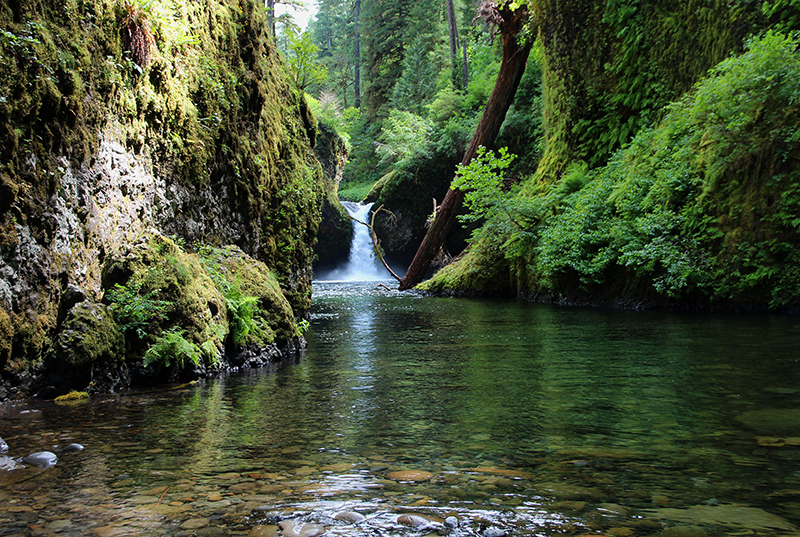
top-left (200, 245), bottom-right (300, 344)
top-left (419, 238), bottom-right (513, 296)
top-left (0, 0), bottom-right (324, 387)
top-left (532, 0), bottom-right (760, 183)
top-left (54, 390), bottom-right (89, 401)
top-left (431, 33), bottom-right (800, 310)
top-left (103, 231), bottom-right (229, 362)
top-left (55, 301), bottom-right (124, 367)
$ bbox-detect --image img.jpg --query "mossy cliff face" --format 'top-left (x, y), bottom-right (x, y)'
top-left (314, 121), bottom-right (353, 273)
top-left (533, 0), bottom-right (759, 182)
top-left (0, 0), bottom-right (323, 397)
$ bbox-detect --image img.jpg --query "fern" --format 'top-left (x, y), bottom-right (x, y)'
top-left (144, 329), bottom-right (201, 369)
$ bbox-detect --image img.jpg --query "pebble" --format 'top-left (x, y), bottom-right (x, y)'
top-left (386, 470), bottom-right (434, 482)
top-left (248, 526), bottom-right (280, 537)
top-left (0, 455), bottom-right (21, 471)
top-left (397, 513), bottom-right (444, 528)
top-left (62, 443), bottom-right (84, 453)
top-left (333, 511), bottom-right (365, 524)
top-left (23, 451), bottom-right (58, 468)
top-left (180, 518), bottom-right (210, 530)
top-left (278, 519), bottom-right (326, 537)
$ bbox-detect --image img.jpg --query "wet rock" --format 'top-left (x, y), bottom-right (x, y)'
top-left (387, 470), bottom-right (434, 482)
top-left (248, 526), bottom-right (280, 537)
top-left (445, 516), bottom-right (459, 528)
top-left (0, 455), bottom-right (22, 471)
top-left (467, 467), bottom-right (534, 479)
top-left (649, 525), bottom-right (710, 537)
top-left (535, 482), bottom-right (604, 500)
top-left (61, 443), bottom-right (84, 453)
top-left (0, 436), bottom-right (7, 453)
top-left (333, 511), bottom-right (365, 524)
top-left (278, 519), bottom-right (326, 537)
top-left (397, 513), bottom-right (444, 528)
top-left (181, 518), bottom-right (210, 530)
top-left (23, 451), bottom-right (57, 468)
top-left (598, 503), bottom-right (632, 517)
top-left (484, 527), bottom-right (509, 537)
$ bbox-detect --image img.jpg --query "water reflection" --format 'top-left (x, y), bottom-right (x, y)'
top-left (1, 282), bottom-right (800, 536)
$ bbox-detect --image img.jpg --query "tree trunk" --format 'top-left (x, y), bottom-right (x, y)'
top-left (462, 40), bottom-right (469, 88)
top-left (266, 0), bottom-right (276, 36)
top-left (354, 0), bottom-right (361, 108)
top-left (447, 0), bottom-right (458, 68)
top-left (398, 3), bottom-right (531, 291)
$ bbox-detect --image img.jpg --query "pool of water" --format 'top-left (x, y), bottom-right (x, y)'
top-left (1, 281), bottom-right (800, 536)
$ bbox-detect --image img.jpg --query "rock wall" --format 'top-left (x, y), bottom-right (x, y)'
top-left (0, 0), bottom-right (323, 398)
top-left (314, 121), bottom-right (353, 273)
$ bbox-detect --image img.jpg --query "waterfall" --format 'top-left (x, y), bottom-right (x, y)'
top-left (319, 201), bottom-right (386, 281)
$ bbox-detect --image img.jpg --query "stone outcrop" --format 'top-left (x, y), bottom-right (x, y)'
top-left (0, 0), bottom-right (323, 398)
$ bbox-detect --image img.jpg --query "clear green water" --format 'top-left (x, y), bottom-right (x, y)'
top-left (1, 281), bottom-right (800, 536)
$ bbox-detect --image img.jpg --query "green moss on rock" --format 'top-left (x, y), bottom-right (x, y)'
top-left (200, 244), bottom-right (300, 345)
top-left (102, 231), bottom-right (229, 359)
top-left (55, 301), bottom-right (124, 367)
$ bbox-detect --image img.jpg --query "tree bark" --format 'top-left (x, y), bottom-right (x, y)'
top-left (354, 0), bottom-right (361, 108)
top-left (398, 3), bottom-right (531, 290)
top-left (266, 0), bottom-right (276, 36)
top-left (447, 0), bottom-right (458, 68)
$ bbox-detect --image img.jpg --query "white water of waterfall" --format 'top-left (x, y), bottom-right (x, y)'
top-left (320, 201), bottom-right (386, 281)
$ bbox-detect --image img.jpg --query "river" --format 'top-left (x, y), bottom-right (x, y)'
top-left (1, 281), bottom-right (800, 536)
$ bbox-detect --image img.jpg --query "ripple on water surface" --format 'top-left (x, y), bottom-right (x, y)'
top-left (1, 281), bottom-right (800, 535)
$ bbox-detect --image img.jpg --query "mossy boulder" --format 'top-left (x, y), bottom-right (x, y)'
top-left (56, 301), bottom-right (124, 368)
top-left (102, 231), bottom-right (228, 364)
top-left (366, 155), bottom-right (465, 266)
top-left (199, 244), bottom-right (300, 346)
top-left (50, 300), bottom-right (126, 393)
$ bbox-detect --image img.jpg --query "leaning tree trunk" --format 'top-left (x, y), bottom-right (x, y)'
top-left (398, 3), bottom-right (531, 290)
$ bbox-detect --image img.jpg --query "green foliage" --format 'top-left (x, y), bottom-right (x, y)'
top-left (392, 37), bottom-right (441, 114)
top-left (224, 288), bottom-right (263, 347)
top-left (762, 0), bottom-right (800, 33)
top-left (144, 328), bottom-right (201, 369)
top-left (375, 109), bottom-right (435, 167)
top-left (463, 42), bottom-right (501, 111)
top-left (430, 32), bottom-right (800, 309)
top-left (306, 91), bottom-right (360, 147)
top-left (106, 276), bottom-right (170, 339)
top-left (285, 27), bottom-right (328, 89)
top-left (452, 146), bottom-right (516, 225)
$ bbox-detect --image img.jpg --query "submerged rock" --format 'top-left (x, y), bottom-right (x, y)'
top-left (278, 519), bottom-right (326, 537)
top-left (23, 451), bottom-right (58, 468)
top-left (386, 470), bottom-right (434, 482)
top-left (645, 504), bottom-right (797, 531)
top-left (333, 511), bottom-right (365, 524)
top-left (397, 513), bottom-right (444, 528)
top-left (61, 443), bottom-right (84, 453)
top-left (735, 408), bottom-right (800, 434)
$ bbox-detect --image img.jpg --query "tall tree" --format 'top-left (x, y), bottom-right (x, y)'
top-left (354, 0), bottom-right (361, 108)
top-left (399, 1), bottom-right (532, 290)
top-left (447, 0), bottom-right (459, 68)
